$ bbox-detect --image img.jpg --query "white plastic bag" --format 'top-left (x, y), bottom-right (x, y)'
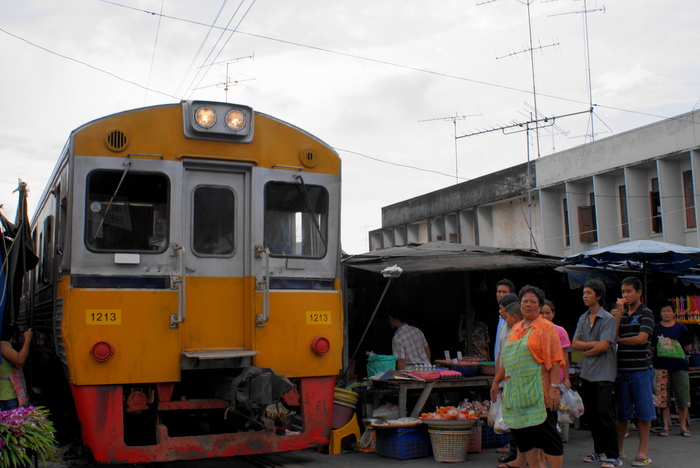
top-left (488, 394), bottom-right (509, 434)
top-left (559, 386), bottom-right (584, 418)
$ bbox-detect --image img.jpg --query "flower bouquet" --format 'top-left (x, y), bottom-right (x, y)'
top-left (0, 406), bottom-right (58, 468)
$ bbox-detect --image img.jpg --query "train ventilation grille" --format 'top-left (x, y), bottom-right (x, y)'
top-left (299, 148), bottom-right (318, 168)
top-left (105, 129), bottom-right (129, 152)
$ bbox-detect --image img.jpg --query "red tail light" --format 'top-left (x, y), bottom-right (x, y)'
top-left (90, 341), bottom-right (114, 362)
top-left (311, 336), bottom-right (330, 356)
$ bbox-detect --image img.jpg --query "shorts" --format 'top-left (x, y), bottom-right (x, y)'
top-left (654, 368), bottom-right (691, 409)
top-left (0, 398), bottom-right (19, 412)
top-left (510, 409), bottom-right (563, 456)
top-left (615, 367), bottom-right (656, 422)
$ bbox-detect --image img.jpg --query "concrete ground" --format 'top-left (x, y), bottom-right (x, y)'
top-left (47, 421), bottom-right (699, 467)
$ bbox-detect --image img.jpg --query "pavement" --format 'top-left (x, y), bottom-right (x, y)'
top-left (309, 422), bottom-right (700, 468)
top-left (46, 421), bottom-right (700, 467)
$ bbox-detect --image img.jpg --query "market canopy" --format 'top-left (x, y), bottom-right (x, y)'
top-left (565, 239), bottom-right (700, 274)
top-left (565, 239), bottom-right (700, 292)
top-left (343, 241), bottom-right (566, 275)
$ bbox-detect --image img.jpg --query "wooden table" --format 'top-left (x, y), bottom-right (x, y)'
top-left (370, 376), bottom-right (494, 418)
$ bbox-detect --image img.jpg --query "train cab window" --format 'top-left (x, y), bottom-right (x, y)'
top-left (192, 187), bottom-right (235, 256)
top-left (85, 171), bottom-right (169, 253)
top-left (264, 182), bottom-right (328, 258)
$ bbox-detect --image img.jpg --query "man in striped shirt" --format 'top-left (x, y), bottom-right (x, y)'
top-left (389, 314), bottom-right (431, 370)
top-left (612, 276), bottom-right (655, 467)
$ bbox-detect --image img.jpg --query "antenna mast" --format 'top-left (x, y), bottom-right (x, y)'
top-left (419, 113), bottom-right (481, 184)
top-left (195, 54), bottom-right (254, 102)
top-left (549, 1), bottom-right (606, 142)
top-left (458, 108), bottom-right (591, 249)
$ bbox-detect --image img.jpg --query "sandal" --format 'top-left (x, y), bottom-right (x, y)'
top-left (499, 454), bottom-right (516, 463)
top-left (583, 453), bottom-right (604, 463)
top-left (498, 464), bottom-right (523, 468)
top-left (681, 429), bottom-right (692, 437)
top-left (631, 456), bottom-right (652, 466)
top-left (658, 428), bottom-right (669, 436)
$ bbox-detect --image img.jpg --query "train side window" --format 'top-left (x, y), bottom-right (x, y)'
top-left (85, 171), bottom-right (169, 253)
top-left (264, 182), bottom-right (328, 258)
top-left (192, 187), bottom-right (235, 257)
top-left (39, 216), bottom-right (54, 285)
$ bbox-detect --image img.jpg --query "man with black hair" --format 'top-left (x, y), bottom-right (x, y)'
top-left (389, 313), bottom-right (430, 370)
top-left (494, 279), bottom-right (516, 363)
top-left (572, 279), bottom-right (620, 467)
top-left (613, 276), bottom-right (655, 467)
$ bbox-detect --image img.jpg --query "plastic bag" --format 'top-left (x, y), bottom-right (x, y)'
top-left (559, 386), bottom-right (584, 418)
top-left (488, 394), bottom-right (508, 434)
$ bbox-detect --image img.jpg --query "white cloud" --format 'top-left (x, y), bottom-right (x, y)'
top-left (1, 0), bottom-right (699, 254)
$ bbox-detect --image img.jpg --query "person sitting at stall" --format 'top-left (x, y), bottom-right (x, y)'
top-left (389, 313), bottom-right (431, 370)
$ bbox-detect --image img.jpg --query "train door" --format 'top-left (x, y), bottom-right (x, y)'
top-left (179, 165), bottom-right (250, 359)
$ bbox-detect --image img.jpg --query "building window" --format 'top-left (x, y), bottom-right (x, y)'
top-left (650, 177), bottom-right (662, 233)
top-left (563, 198), bottom-right (570, 246)
top-left (577, 193), bottom-right (597, 243)
top-left (619, 185), bottom-right (630, 238)
top-left (683, 171), bottom-right (696, 229)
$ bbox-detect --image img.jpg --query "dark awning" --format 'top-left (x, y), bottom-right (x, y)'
top-left (343, 241), bottom-right (566, 275)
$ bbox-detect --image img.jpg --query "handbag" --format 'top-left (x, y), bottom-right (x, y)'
top-left (2, 365), bottom-right (29, 407)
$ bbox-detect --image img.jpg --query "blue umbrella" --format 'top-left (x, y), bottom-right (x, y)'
top-left (566, 239), bottom-right (700, 293)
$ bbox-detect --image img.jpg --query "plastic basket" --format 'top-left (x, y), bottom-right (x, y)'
top-left (468, 420), bottom-right (483, 453)
top-left (375, 426), bottom-right (431, 460)
top-left (367, 355), bottom-right (397, 377)
top-left (331, 401), bottom-right (355, 429)
top-left (481, 421), bottom-right (510, 448)
top-left (428, 428), bottom-right (471, 463)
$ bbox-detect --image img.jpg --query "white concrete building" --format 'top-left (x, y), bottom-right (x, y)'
top-left (369, 110), bottom-right (700, 257)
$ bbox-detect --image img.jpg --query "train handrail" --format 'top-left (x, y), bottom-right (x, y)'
top-left (255, 245), bottom-right (270, 326)
top-left (170, 243), bottom-right (187, 328)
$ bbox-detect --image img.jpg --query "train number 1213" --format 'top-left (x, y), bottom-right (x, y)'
top-left (86, 309), bottom-right (122, 325)
top-left (305, 311), bottom-right (331, 325)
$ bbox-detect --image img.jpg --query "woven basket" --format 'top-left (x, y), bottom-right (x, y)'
top-left (331, 401), bottom-right (355, 429)
top-left (428, 428), bottom-right (471, 463)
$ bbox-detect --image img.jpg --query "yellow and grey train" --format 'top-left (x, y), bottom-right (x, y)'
top-left (23, 101), bottom-right (343, 463)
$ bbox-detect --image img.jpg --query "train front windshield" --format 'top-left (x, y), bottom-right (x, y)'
top-left (85, 170), bottom-right (169, 252)
top-left (264, 182), bottom-right (328, 258)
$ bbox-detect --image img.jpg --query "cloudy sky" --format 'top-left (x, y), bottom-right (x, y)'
top-left (1, 0), bottom-right (699, 254)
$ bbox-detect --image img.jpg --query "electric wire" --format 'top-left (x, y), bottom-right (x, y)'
top-left (183, 0), bottom-right (256, 101)
top-left (0, 27), bottom-right (179, 101)
top-left (171, 0), bottom-right (230, 100)
top-left (144, 0), bottom-right (165, 105)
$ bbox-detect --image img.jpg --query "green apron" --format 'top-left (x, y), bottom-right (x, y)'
top-left (501, 327), bottom-right (547, 429)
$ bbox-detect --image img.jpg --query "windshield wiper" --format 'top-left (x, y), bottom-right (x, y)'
top-left (294, 175), bottom-right (327, 249)
top-left (93, 162), bottom-right (131, 241)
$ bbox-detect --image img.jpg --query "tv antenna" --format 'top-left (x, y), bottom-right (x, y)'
top-left (195, 54), bottom-right (254, 102)
top-left (458, 108), bottom-right (591, 249)
top-left (481, 0), bottom-right (559, 160)
top-left (549, 0), bottom-right (606, 143)
top-left (418, 113), bottom-right (482, 184)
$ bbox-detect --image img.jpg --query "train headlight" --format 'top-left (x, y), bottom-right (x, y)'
top-left (311, 336), bottom-right (330, 356)
top-left (90, 341), bottom-right (115, 362)
top-left (183, 100), bottom-right (254, 142)
top-left (194, 107), bottom-right (217, 129)
top-left (225, 110), bottom-right (246, 131)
